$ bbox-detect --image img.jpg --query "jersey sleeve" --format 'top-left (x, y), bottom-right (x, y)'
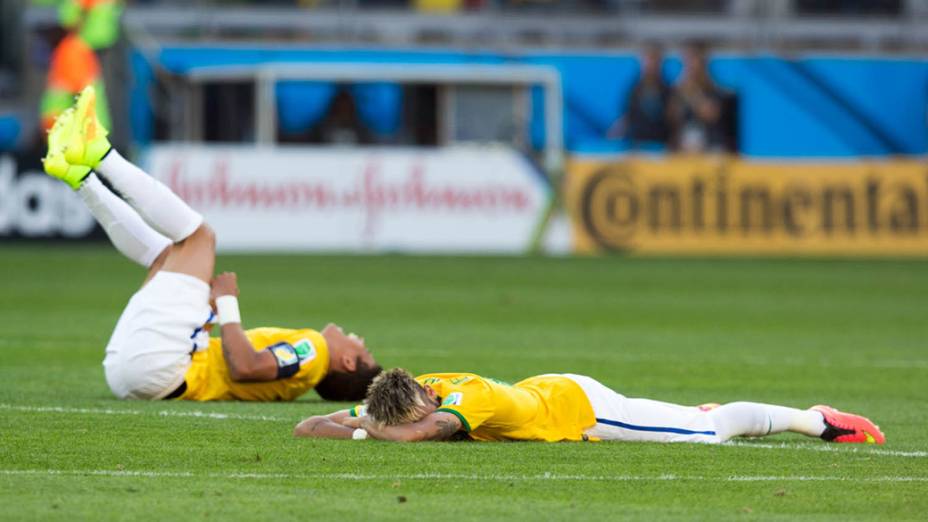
top-left (434, 380), bottom-right (495, 432)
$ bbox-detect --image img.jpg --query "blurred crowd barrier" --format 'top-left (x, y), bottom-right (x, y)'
top-left (4, 1), bottom-right (927, 155)
top-left (131, 46), bottom-right (928, 157)
top-left (115, 0), bottom-right (909, 16)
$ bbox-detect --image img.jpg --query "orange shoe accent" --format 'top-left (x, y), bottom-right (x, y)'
top-left (697, 403), bottom-right (721, 412)
top-left (811, 405), bottom-right (885, 445)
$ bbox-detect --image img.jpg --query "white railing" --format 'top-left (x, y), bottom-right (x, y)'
top-left (22, 4), bottom-right (928, 51)
top-left (182, 62), bottom-right (565, 175)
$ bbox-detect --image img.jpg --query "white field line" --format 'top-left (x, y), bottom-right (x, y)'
top-left (727, 441), bottom-right (928, 458)
top-left (0, 403), bottom-right (291, 423)
top-left (4, 403), bottom-right (925, 459)
top-left (0, 469), bottom-right (926, 483)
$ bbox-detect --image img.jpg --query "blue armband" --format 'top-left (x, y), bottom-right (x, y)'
top-left (266, 343), bottom-right (300, 379)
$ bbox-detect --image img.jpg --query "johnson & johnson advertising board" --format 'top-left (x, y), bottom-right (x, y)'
top-left (144, 145), bottom-right (551, 253)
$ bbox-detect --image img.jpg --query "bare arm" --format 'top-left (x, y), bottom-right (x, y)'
top-left (219, 323), bottom-right (277, 382)
top-left (211, 272), bottom-right (277, 382)
top-left (359, 411), bottom-right (463, 442)
top-left (293, 410), bottom-right (355, 439)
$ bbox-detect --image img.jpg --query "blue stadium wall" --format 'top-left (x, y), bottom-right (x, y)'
top-left (124, 46), bottom-right (928, 158)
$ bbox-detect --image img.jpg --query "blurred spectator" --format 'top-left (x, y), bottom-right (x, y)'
top-left (415, 0), bottom-right (462, 11)
top-left (667, 41), bottom-right (732, 153)
top-left (40, 0), bottom-right (122, 132)
top-left (795, 0), bottom-right (902, 15)
top-left (307, 87), bottom-right (374, 145)
top-left (610, 43), bottom-right (671, 148)
top-left (414, 0), bottom-right (488, 11)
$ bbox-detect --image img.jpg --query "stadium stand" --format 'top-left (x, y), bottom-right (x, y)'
top-left (3, 1), bottom-right (925, 157)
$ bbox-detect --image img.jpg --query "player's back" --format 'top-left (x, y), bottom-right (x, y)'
top-left (416, 373), bottom-right (596, 442)
top-left (182, 327), bottom-right (329, 401)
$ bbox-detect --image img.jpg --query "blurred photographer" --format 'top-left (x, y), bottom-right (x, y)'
top-left (668, 41), bottom-right (734, 153)
top-left (611, 42), bottom-right (672, 149)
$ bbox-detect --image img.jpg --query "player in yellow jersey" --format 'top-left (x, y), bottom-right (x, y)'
top-left (295, 369), bottom-right (885, 445)
top-left (43, 87), bottom-right (381, 401)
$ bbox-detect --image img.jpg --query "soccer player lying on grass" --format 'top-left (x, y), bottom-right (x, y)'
top-left (42, 86), bottom-right (381, 402)
top-left (294, 369), bottom-right (885, 445)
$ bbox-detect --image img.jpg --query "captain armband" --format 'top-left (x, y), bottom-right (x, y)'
top-left (266, 342), bottom-right (300, 380)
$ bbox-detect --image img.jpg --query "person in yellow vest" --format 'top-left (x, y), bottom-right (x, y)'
top-left (295, 369), bottom-right (885, 445)
top-left (40, 0), bottom-right (121, 132)
top-left (414, 0), bottom-right (462, 12)
top-left (43, 86), bottom-right (382, 402)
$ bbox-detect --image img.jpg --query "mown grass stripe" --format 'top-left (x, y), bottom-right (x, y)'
top-left (1, 469), bottom-right (926, 483)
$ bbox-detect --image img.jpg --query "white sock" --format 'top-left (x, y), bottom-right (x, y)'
top-left (708, 402), bottom-right (825, 442)
top-left (95, 149), bottom-right (203, 242)
top-left (78, 173), bottom-right (172, 267)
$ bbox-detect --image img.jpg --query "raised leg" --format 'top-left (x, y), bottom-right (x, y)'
top-left (78, 172), bottom-right (172, 269)
top-left (95, 149), bottom-right (203, 244)
top-left (158, 224), bottom-right (216, 285)
top-left (93, 148), bottom-right (214, 285)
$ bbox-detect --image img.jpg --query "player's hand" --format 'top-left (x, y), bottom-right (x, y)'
top-left (210, 272), bottom-right (239, 300)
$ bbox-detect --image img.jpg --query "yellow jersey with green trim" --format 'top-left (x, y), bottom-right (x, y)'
top-left (352, 372), bottom-right (596, 442)
top-left (181, 327), bottom-right (329, 401)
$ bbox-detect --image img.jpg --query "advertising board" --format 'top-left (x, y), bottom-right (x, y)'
top-left (0, 154), bottom-right (99, 240)
top-left (145, 145), bottom-right (551, 253)
top-left (567, 156), bottom-right (928, 256)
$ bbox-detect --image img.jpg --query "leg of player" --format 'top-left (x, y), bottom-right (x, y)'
top-left (44, 86), bottom-right (216, 400)
top-left (706, 402), bottom-right (885, 444)
top-left (55, 85), bottom-right (213, 284)
top-left (78, 172), bottom-right (172, 269)
top-left (90, 143), bottom-right (215, 284)
top-left (44, 107), bottom-right (171, 270)
top-left (91, 142), bottom-right (214, 284)
top-left (566, 374), bottom-right (884, 444)
top-left (703, 402), bottom-right (826, 441)
top-left (94, 148), bottom-right (204, 256)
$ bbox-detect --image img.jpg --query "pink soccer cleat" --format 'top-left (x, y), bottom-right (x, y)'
top-left (811, 405), bottom-right (885, 444)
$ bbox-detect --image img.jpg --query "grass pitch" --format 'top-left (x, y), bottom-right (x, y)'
top-left (1, 245), bottom-right (926, 521)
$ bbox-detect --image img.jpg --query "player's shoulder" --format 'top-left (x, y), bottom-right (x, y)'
top-left (246, 326), bottom-right (308, 336)
top-left (246, 327), bottom-right (321, 344)
top-left (416, 372), bottom-right (483, 386)
top-left (416, 373), bottom-right (496, 397)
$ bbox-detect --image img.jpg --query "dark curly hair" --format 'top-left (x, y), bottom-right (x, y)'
top-left (314, 358), bottom-right (382, 402)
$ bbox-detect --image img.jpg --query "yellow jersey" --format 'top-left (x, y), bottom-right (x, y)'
top-left (353, 372), bottom-right (596, 442)
top-left (181, 327), bottom-right (329, 401)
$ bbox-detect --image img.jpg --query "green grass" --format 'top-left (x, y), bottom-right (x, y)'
top-left (1, 245), bottom-right (926, 521)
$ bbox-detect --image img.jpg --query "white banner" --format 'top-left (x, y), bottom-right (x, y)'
top-left (144, 145), bottom-right (551, 253)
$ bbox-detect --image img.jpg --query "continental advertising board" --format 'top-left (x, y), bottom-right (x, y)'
top-left (145, 145), bottom-right (551, 253)
top-left (567, 156), bottom-right (928, 256)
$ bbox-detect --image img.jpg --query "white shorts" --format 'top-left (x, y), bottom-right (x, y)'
top-left (103, 271), bottom-right (213, 400)
top-left (564, 374), bottom-right (721, 444)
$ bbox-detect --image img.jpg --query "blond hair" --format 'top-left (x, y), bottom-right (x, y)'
top-left (365, 368), bottom-right (429, 426)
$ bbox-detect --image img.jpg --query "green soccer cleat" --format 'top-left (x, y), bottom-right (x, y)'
top-left (42, 107), bottom-right (92, 190)
top-left (63, 85), bottom-right (111, 169)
